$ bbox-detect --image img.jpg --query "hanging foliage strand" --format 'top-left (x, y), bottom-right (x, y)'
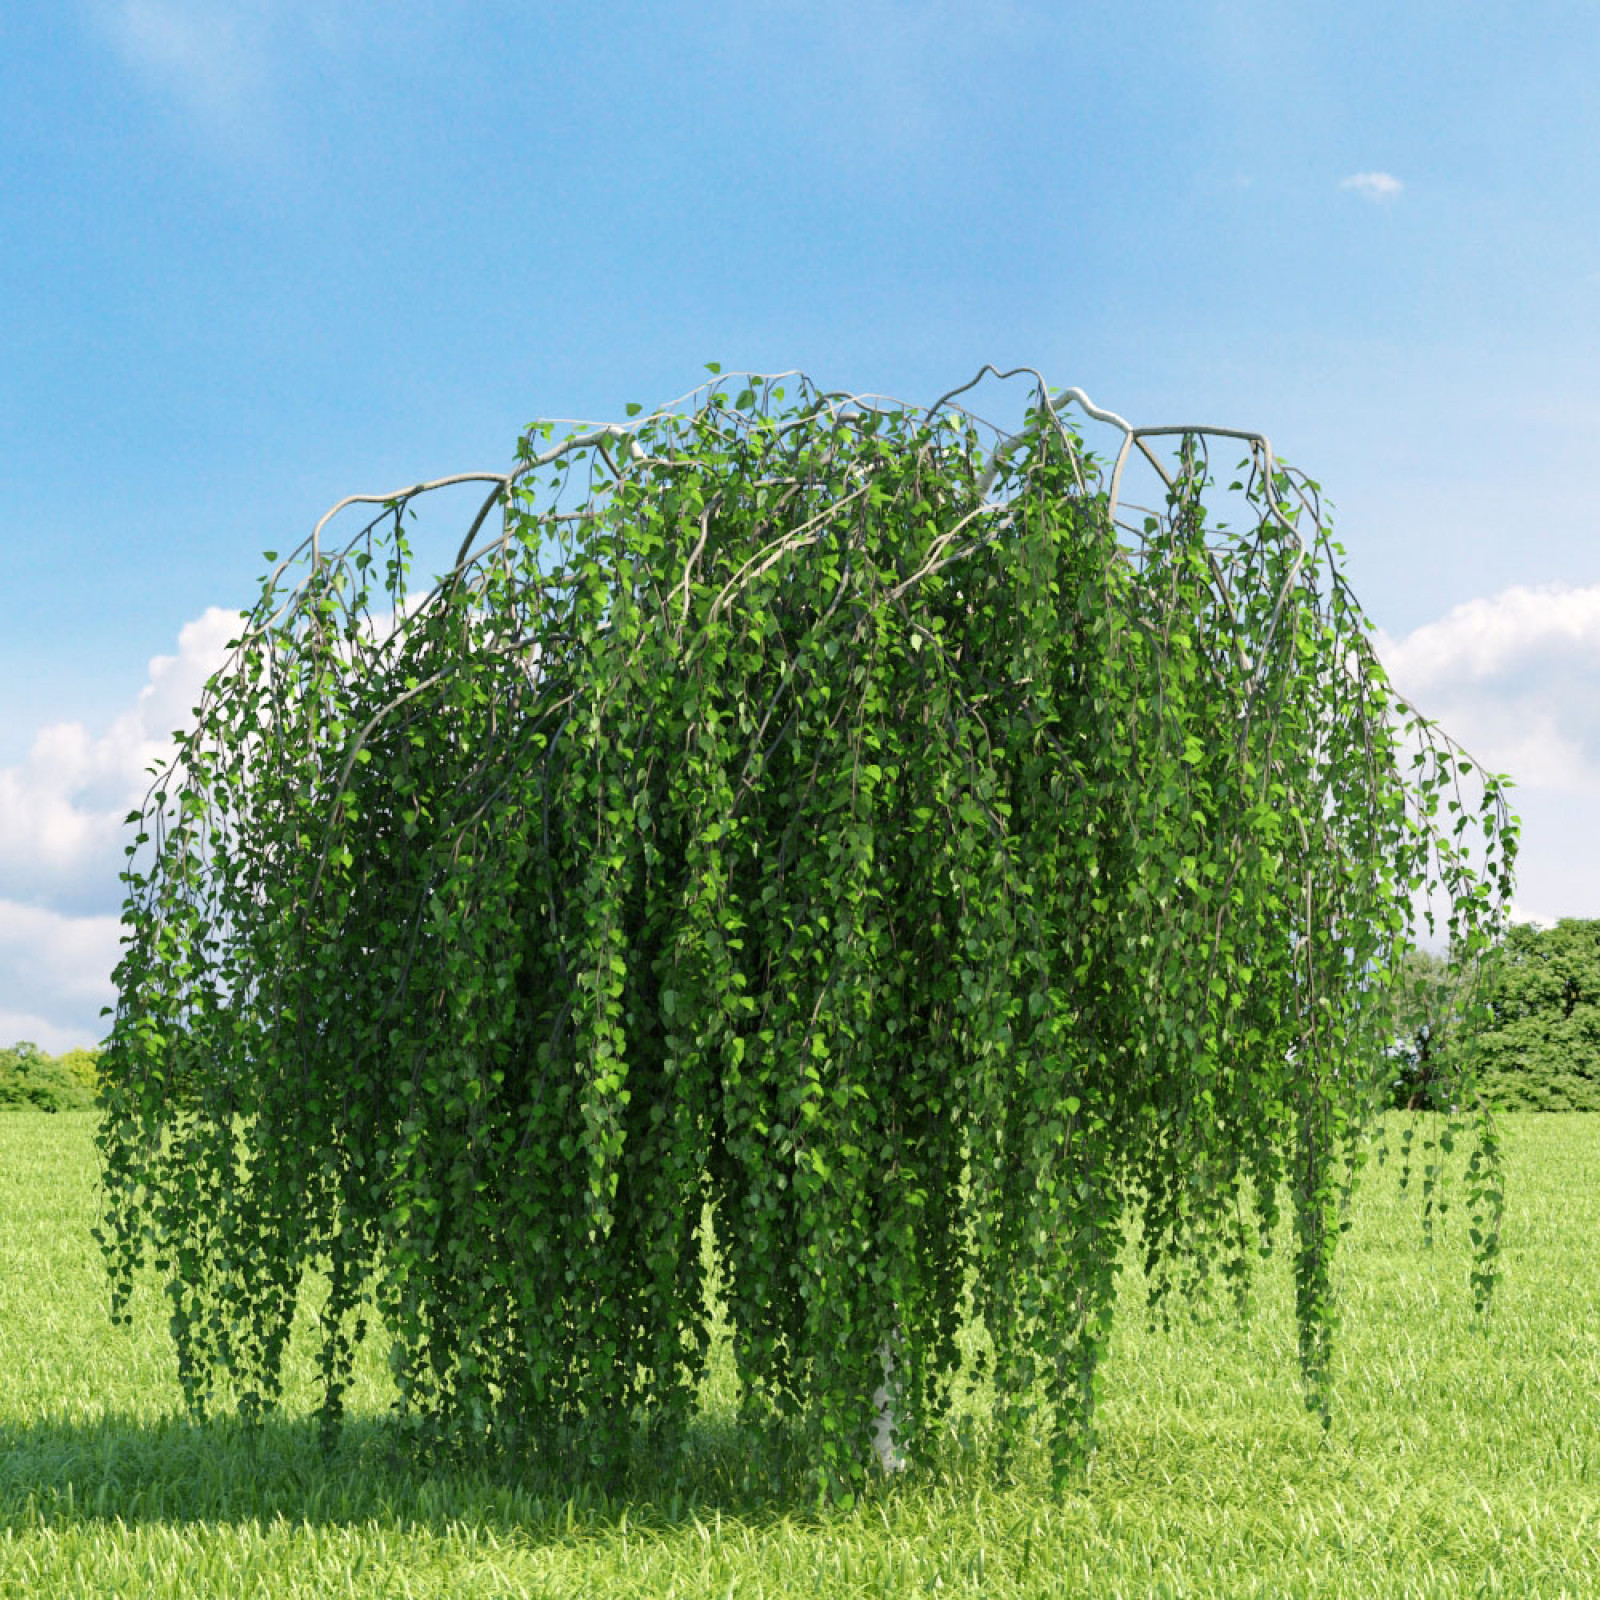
top-left (95, 367), bottom-right (1518, 1501)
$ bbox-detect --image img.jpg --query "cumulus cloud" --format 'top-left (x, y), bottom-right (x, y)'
top-left (1339, 171), bottom-right (1404, 203)
top-left (0, 608), bottom-right (240, 1048)
top-left (0, 593), bottom-right (508, 1049)
top-left (1373, 583), bottom-right (1600, 795)
top-left (0, 901), bottom-right (124, 1056)
top-left (1373, 582), bottom-right (1600, 931)
top-left (0, 606), bottom-right (241, 917)
top-left (1506, 903), bottom-right (1560, 931)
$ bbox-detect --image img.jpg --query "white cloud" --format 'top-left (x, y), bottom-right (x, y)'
top-left (0, 605), bottom-right (242, 915)
top-left (1506, 903), bottom-right (1560, 932)
top-left (0, 901), bottom-right (124, 1055)
top-left (1373, 583), bottom-right (1600, 793)
top-left (1373, 582), bottom-right (1600, 932)
top-left (7, 581), bottom-right (1597, 1048)
top-left (0, 608), bottom-right (239, 1051)
top-left (1339, 171), bottom-right (1404, 203)
top-left (0, 594), bottom-right (507, 1051)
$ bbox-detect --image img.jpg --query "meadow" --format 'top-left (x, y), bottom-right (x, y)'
top-left (1, 1111), bottom-right (1597, 1598)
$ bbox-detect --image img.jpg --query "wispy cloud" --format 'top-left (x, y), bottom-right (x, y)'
top-left (83, 0), bottom-right (404, 151)
top-left (90, 0), bottom-right (272, 137)
top-left (1339, 170), bottom-right (1404, 203)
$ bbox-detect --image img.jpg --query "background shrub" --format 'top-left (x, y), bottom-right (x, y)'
top-left (0, 1042), bottom-right (100, 1113)
top-left (1470, 920), bottom-right (1600, 1112)
top-left (1384, 947), bottom-right (1469, 1112)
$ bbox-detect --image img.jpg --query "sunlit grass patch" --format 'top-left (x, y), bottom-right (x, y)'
top-left (2, 1112), bottom-right (1598, 1597)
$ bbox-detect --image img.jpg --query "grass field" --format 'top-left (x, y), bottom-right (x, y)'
top-left (2, 1113), bottom-right (1598, 1598)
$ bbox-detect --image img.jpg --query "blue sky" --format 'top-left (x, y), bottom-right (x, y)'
top-left (5, 0), bottom-right (1598, 1049)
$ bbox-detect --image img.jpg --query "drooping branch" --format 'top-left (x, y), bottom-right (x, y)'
top-left (96, 367), bottom-right (1519, 1504)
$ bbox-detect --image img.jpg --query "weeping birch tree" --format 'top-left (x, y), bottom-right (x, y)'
top-left (96, 365), bottom-right (1517, 1502)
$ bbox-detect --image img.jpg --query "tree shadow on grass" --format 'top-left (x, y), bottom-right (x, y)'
top-left (0, 1403), bottom-right (971, 1538)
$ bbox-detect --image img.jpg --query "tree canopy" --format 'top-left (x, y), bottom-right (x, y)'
top-left (96, 367), bottom-right (1518, 1500)
top-left (1469, 919), bottom-right (1600, 1111)
top-left (1378, 922), bottom-right (1600, 1113)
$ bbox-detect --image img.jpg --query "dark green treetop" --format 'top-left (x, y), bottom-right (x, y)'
top-left (1471, 919), bottom-right (1600, 1111)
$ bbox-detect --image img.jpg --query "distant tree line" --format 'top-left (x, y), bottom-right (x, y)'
top-left (0, 1041), bottom-right (102, 1112)
top-left (1388, 918), bottom-right (1600, 1112)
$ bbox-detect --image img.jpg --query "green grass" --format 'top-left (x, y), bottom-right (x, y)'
top-left (2, 1113), bottom-right (1599, 1597)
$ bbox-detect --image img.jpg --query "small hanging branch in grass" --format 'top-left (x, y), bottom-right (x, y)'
top-left (95, 364), bottom-right (1518, 1503)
